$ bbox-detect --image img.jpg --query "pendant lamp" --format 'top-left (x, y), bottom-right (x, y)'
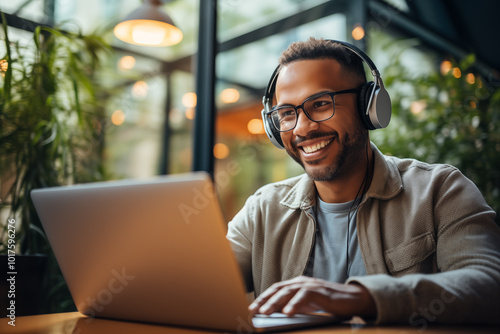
top-left (114, 0), bottom-right (183, 47)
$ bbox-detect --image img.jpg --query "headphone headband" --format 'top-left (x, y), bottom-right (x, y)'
top-left (334, 40), bottom-right (380, 77)
top-left (264, 40), bottom-right (380, 104)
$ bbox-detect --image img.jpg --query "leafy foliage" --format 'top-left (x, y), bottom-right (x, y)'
top-left (0, 13), bottom-right (112, 311)
top-left (372, 46), bottom-right (500, 224)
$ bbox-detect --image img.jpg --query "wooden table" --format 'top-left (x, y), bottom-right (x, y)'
top-left (1, 312), bottom-right (499, 334)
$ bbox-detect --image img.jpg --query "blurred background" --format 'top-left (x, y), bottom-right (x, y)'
top-left (0, 0), bottom-right (499, 314)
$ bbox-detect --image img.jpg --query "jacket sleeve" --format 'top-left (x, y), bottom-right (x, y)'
top-left (348, 168), bottom-right (500, 326)
top-left (226, 194), bottom-right (257, 293)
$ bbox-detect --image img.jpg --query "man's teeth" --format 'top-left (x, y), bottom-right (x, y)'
top-left (302, 139), bottom-right (332, 153)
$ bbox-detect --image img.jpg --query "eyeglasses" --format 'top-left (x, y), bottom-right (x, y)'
top-left (266, 88), bottom-right (360, 132)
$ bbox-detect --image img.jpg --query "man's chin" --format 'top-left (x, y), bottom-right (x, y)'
top-left (304, 165), bottom-right (338, 182)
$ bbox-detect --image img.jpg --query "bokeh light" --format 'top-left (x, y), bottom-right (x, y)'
top-left (466, 73), bottom-right (476, 85)
top-left (440, 60), bottom-right (452, 75)
top-left (185, 108), bottom-right (195, 120)
top-left (410, 101), bottom-right (426, 115)
top-left (220, 88), bottom-right (240, 104)
top-left (351, 25), bottom-right (365, 40)
top-left (118, 56), bottom-right (136, 70)
top-left (0, 59), bottom-right (8, 72)
top-left (452, 67), bottom-right (461, 78)
top-left (247, 119), bottom-right (265, 134)
top-left (182, 92), bottom-right (197, 108)
top-left (214, 143), bottom-right (229, 159)
top-left (132, 81), bottom-right (149, 98)
top-left (111, 110), bottom-right (126, 126)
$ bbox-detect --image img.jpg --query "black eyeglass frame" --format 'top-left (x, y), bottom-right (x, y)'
top-left (266, 88), bottom-right (360, 132)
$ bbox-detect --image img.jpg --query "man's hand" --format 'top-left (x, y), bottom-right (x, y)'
top-left (248, 276), bottom-right (377, 320)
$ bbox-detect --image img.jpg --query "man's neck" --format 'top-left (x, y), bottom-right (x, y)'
top-left (314, 144), bottom-right (374, 204)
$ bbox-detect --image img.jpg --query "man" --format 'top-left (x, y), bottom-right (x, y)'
top-left (226, 38), bottom-right (500, 325)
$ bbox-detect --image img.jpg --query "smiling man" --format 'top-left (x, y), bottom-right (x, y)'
top-left (277, 58), bottom-right (369, 200)
top-left (226, 38), bottom-right (500, 325)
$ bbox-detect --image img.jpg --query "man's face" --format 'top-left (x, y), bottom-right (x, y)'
top-left (275, 59), bottom-right (368, 182)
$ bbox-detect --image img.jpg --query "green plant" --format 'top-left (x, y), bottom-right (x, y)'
top-left (371, 41), bottom-right (500, 224)
top-left (0, 13), bottom-right (112, 311)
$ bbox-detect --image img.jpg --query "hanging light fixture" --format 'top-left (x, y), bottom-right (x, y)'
top-left (114, 0), bottom-right (183, 47)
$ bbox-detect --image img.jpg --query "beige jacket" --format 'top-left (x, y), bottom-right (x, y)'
top-left (227, 143), bottom-right (500, 325)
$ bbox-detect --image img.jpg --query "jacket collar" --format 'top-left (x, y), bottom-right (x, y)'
top-left (280, 174), bottom-right (316, 210)
top-left (280, 142), bottom-right (403, 209)
top-left (366, 142), bottom-right (403, 200)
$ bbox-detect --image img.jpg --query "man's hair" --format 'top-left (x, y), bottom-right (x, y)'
top-left (278, 37), bottom-right (367, 84)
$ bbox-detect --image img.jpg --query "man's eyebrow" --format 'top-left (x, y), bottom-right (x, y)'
top-left (276, 90), bottom-right (332, 108)
top-left (274, 102), bottom-right (295, 108)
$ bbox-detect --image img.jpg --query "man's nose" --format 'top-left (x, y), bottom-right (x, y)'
top-left (293, 109), bottom-right (319, 137)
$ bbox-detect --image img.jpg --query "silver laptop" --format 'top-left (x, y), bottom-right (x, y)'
top-left (31, 172), bottom-right (338, 332)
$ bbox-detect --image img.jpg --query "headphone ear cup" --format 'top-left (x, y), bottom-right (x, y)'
top-left (357, 81), bottom-right (376, 130)
top-left (261, 109), bottom-right (284, 149)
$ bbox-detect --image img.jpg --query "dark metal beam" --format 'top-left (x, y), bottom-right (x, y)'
top-left (159, 73), bottom-right (172, 175)
top-left (0, 11), bottom-right (45, 32)
top-left (192, 0), bottom-right (217, 176)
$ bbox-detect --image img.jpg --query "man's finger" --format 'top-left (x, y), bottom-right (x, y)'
top-left (257, 284), bottom-right (303, 314)
top-left (248, 277), bottom-right (308, 313)
top-left (248, 281), bottom-right (286, 313)
top-left (249, 276), bottom-right (330, 314)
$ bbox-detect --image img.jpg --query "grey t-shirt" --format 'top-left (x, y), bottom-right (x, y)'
top-left (305, 197), bottom-right (367, 282)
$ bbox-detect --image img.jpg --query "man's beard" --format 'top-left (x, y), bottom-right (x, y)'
top-left (284, 129), bottom-right (368, 182)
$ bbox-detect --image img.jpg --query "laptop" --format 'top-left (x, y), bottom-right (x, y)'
top-left (31, 172), bottom-right (339, 332)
